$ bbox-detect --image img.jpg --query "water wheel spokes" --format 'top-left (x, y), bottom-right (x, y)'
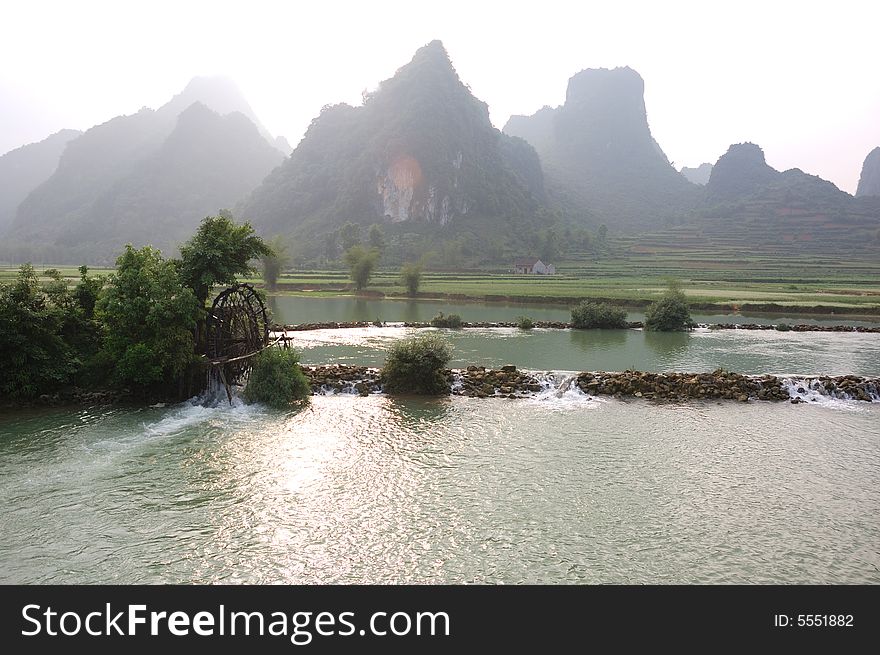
top-left (205, 283), bottom-right (270, 397)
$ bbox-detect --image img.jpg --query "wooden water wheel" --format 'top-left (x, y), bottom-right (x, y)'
top-left (205, 283), bottom-right (269, 388)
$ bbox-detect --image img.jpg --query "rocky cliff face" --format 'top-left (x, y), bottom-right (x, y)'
top-left (504, 66), bottom-right (698, 231)
top-left (856, 147), bottom-right (880, 197)
top-left (239, 40), bottom-right (544, 236)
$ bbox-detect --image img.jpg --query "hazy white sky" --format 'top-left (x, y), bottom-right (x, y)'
top-left (1, 0), bottom-right (878, 193)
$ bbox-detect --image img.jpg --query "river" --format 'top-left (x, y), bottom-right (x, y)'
top-left (0, 297), bottom-right (878, 584)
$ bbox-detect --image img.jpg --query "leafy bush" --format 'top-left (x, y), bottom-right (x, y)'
top-left (644, 286), bottom-right (694, 332)
top-left (400, 262), bottom-right (423, 296)
top-left (243, 348), bottom-right (310, 408)
top-left (570, 301), bottom-right (627, 328)
top-left (776, 322), bottom-right (791, 332)
top-left (430, 312), bottom-right (463, 328)
top-left (517, 315), bottom-right (534, 330)
top-left (381, 334), bottom-right (452, 395)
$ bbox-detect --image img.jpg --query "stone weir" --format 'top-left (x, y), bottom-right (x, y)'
top-left (300, 365), bottom-right (879, 403)
top-left (274, 321), bottom-right (880, 333)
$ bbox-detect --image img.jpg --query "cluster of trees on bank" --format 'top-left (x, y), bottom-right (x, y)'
top-left (281, 211), bottom-right (607, 275)
top-left (0, 212), bottom-right (271, 402)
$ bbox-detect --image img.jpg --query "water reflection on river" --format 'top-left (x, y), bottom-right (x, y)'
top-left (1, 394), bottom-right (878, 584)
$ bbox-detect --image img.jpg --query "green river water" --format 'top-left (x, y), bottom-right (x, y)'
top-left (1, 297), bottom-right (878, 584)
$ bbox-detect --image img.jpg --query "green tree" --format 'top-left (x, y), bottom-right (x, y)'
top-left (597, 224), bottom-right (608, 247)
top-left (400, 262), bottom-right (422, 296)
top-left (344, 245), bottom-right (381, 290)
top-left (179, 211), bottom-right (272, 306)
top-left (541, 227), bottom-right (559, 262)
top-left (97, 245), bottom-right (202, 390)
top-left (339, 222), bottom-right (361, 252)
top-left (261, 235), bottom-right (289, 291)
top-left (323, 231), bottom-right (340, 263)
top-left (368, 224), bottom-right (386, 252)
top-left (644, 280), bottom-right (694, 332)
top-left (0, 264), bottom-right (77, 399)
top-left (73, 265), bottom-right (105, 318)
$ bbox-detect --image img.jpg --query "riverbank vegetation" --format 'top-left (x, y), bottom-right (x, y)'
top-left (243, 348), bottom-right (310, 408)
top-left (381, 333), bottom-right (452, 395)
top-left (644, 281), bottom-right (695, 332)
top-left (430, 312), bottom-right (463, 328)
top-left (0, 213), bottom-right (272, 403)
top-left (571, 301), bottom-right (628, 328)
top-left (400, 262), bottom-right (422, 296)
top-left (4, 250), bottom-right (879, 315)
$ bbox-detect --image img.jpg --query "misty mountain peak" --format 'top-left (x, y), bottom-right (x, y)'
top-left (160, 76), bottom-right (252, 118)
top-left (0, 128), bottom-right (83, 231)
top-left (856, 146), bottom-right (880, 197)
top-left (158, 76), bottom-right (284, 153)
top-left (565, 66), bottom-right (645, 108)
top-left (503, 65), bottom-right (697, 230)
top-left (706, 142), bottom-right (779, 201)
top-left (367, 39), bottom-right (481, 118)
top-left (239, 41), bottom-right (543, 234)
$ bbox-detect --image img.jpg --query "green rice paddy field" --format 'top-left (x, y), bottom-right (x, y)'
top-left (3, 252), bottom-right (879, 313)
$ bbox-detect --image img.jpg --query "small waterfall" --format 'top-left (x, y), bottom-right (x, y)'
top-left (530, 371), bottom-right (595, 404)
top-left (196, 367), bottom-right (242, 407)
top-left (780, 377), bottom-right (879, 404)
top-left (555, 374), bottom-right (577, 398)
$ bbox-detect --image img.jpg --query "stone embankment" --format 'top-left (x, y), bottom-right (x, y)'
top-left (303, 365), bottom-right (382, 396)
top-left (300, 365), bottom-right (879, 403)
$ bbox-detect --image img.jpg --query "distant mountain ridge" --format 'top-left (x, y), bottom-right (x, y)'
top-left (159, 76), bottom-right (287, 154)
top-left (504, 66), bottom-right (700, 231)
top-left (680, 163), bottom-right (713, 186)
top-left (856, 147), bottom-right (880, 197)
top-left (239, 40), bottom-right (545, 240)
top-left (2, 56), bottom-right (876, 265)
top-left (629, 142), bottom-right (880, 255)
top-left (0, 129), bottom-right (81, 232)
top-left (3, 78), bottom-right (285, 263)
